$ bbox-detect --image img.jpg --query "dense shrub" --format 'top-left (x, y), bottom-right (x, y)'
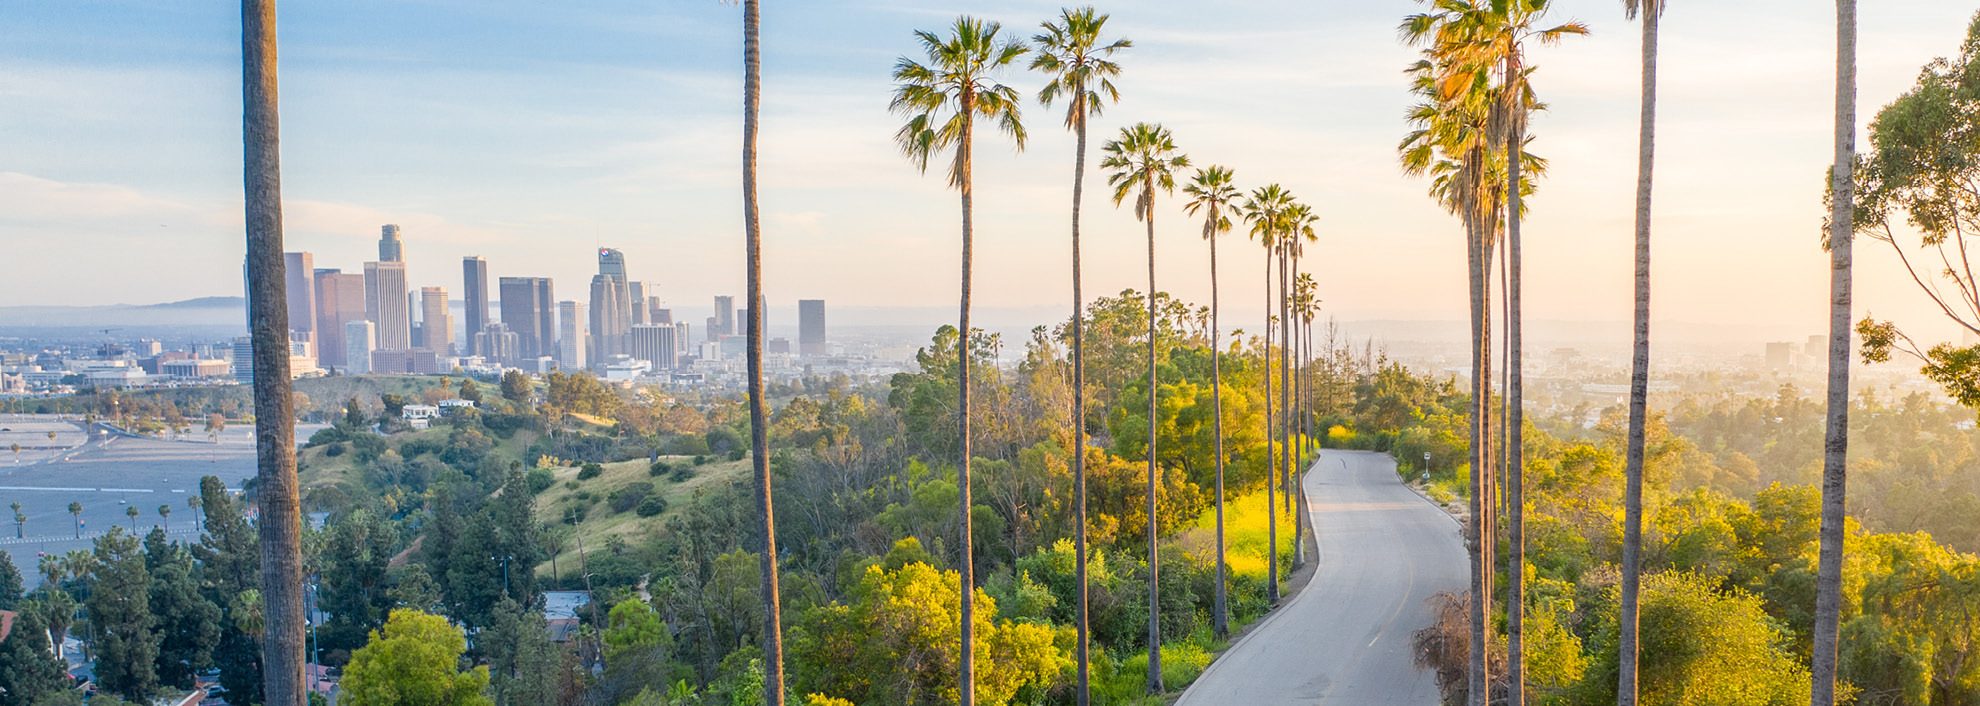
top-left (525, 468), bottom-right (555, 495)
top-left (577, 463), bottom-right (604, 481)
top-left (608, 482), bottom-right (655, 514)
top-left (635, 496), bottom-right (668, 517)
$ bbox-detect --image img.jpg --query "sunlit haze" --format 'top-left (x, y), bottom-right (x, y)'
top-left (2, 0), bottom-right (1972, 345)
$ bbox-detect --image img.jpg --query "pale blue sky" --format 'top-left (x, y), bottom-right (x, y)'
top-left (2, 0), bottom-right (1975, 341)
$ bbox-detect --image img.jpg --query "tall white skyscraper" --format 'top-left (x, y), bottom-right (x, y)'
top-left (559, 300), bottom-right (588, 371)
top-left (345, 320), bottom-right (376, 374)
top-left (364, 261), bottom-right (411, 351)
top-left (631, 324), bottom-right (676, 370)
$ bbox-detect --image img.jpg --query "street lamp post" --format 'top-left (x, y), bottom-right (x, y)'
top-left (1422, 451), bottom-right (1431, 483)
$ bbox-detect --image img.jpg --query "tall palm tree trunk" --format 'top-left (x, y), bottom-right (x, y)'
top-left (1070, 100), bottom-right (1094, 706)
top-left (1618, 5), bottom-right (1660, 704)
top-left (1209, 220), bottom-right (1229, 640)
top-left (741, 2), bottom-right (786, 703)
top-left (241, 2), bottom-right (305, 703)
top-left (1279, 250), bottom-right (1295, 566)
top-left (957, 90), bottom-right (979, 706)
top-left (1506, 112), bottom-right (1528, 706)
top-left (1810, 0), bottom-right (1856, 701)
top-left (1144, 191), bottom-right (1165, 695)
top-left (1263, 247), bottom-right (1278, 605)
top-left (1465, 219), bottom-right (1488, 706)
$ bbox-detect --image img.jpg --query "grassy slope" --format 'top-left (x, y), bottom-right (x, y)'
top-left (532, 455), bottom-right (750, 577)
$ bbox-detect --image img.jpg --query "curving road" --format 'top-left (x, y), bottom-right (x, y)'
top-left (1180, 449), bottom-right (1467, 705)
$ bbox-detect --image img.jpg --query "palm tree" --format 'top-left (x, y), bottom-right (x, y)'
top-left (1102, 121), bottom-right (1189, 695)
top-left (1241, 184), bottom-right (1291, 605)
top-left (1030, 11), bottom-right (1128, 701)
top-left (158, 504), bottom-right (172, 534)
top-left (68, 502), bottom-right (81, 539)
top-left (1399, 22), bottom-right (1500, 702)
top-left (11, 501), bottom-right (23, 539)
top-left (1810, 0), bottom-right (1857, 702)
top-left (891, 19), bottom-right (1028, 706)
top-left (1184, 164), bottom-right (1239, 639)
top-left (1280, 202), bottom-right (1317, 562)
top-left (241, 1), bottom-right (308, 702)
top-left (737, 1), bottom-right (786, 703)
top-left (1617, 1), bottom-right (1665, 702)
top-left (189, 495), bottom-right (203, 533)
top-left (126, 505), bottom-right (140, 532)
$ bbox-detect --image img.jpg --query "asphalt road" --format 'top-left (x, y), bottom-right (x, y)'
top-left (0, 415), bottom-right (322, 587)
top-left (1179, 449), bottom-right (1467, 705)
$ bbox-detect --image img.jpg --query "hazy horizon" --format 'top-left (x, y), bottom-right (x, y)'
top-left (5, 0), bottom-right (1978, 346)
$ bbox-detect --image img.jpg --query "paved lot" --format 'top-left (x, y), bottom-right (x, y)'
top-left (0, 415), bottom-right (320, 586)
top-left (1179, 450), bottom-right (1467, 705)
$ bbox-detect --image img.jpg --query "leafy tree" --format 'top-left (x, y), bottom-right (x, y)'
top-left (1575, 571), bottom-right (1810, 705)
top-left (194, 475), bottom-right (263, 704)
top-left (340, 609), bottom-right (492, 706)
top-left (600, 597), bottom-right (674, 702)
top-left (790, 562), bottom-right (1065, 706)
top-left (891, 17), bottom-right (1029, 705)
top-left (499, 370), bottom-right (531, 406)
top-left (87, 528), bottom-right (159, 700)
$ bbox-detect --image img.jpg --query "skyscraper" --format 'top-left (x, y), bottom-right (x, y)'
top-left (476, 323), bottom-right (520, 365)
top-left (598, 248), bottom-right (626, 278)
top-left (559, 300), bottom-right (588, 371)
top-left (418, 287), bottom-right (452, 354)
top-left (628, 281), bottom-right (648, 325)
top-left (589, 275), bottom-right (630, 366)
top-left (283, 252), bottom-right (316, 362)
top-left (379, 224), bottom-right (404, 262)
top-left (631, 324), bottom-right (676, 370)
top-left (345, 320), bottom-right (376, 374)
top-left (499, 277), bottom-right (555, 359)
top-left (649, 300), bottom-right (670, 325)
top-left (799, 299), bottom-right (827, 357)
top-left (364, 261), bottom-right (411, 351)
top-left (313, 269), bottom-right (365, 369)
top-left (462, 257), bottom-right (490, 355)
top-left (713, 295), bottom-right (735, 337)
top-left (674, 322), bottom-right (692, 356)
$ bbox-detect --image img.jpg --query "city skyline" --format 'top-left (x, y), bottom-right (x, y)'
top-left (5, 1), bottom-right (1977, 347)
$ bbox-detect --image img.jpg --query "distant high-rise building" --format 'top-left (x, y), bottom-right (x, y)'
top-left (345, 320), bottom-right (375, 374)
top-left (499, 277), bottom-right (555, 359)
top-left (284, 252), bottom-right (316, 362)
top-left (418, 287), bottom-right (453, 354)
top-left (799, 299), bottom-right (826, 357)
top-left (1804, 334), bottom-right (1825, 359)
top-left (674, 322), bottom-right (692, 356)
top-left (463, 257), bottom-right (490, 354)
top-left (1766, 342), bottom-right (1796, 370)
top-left (628, 282), bottom-right (648, 325)
top-left (476, 323), bottom-right (520, 365)
top-left (649, 300), bottom-right (670, 325)
top-left (769, 338), bottom-right (791, 355)
top-left (231, 337), bottom-right (254, 383)
top-left (314, 269), bottom-right (366, 369)
top-left (379, 224), bottom-right (404, 262)
top-left (559, 300), bottom-right (589, 371)
top-left (598, 248), bottom-right (626, 279)
top-left (705, 316), bottom-right (719, 342)
top-left (714, 295), bottom-right (735, 337)
top-left (631, 324), bottom-right (677, 370)
top-left (364, 261), bottom-right (411, 351)
top-left (589, 275), bottom-right (631, 366)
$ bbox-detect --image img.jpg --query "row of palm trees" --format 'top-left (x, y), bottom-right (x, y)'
top-left (1398, 0), bottom-right (1860, 704)
top-left (889, 8), bottom-right (1334, 703)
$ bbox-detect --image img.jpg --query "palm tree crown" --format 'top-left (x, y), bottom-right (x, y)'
top-left (1032, 7), bottom-right (1130, 128)
top-left (892, 17), bottom-right (1029, 186)
top-left (1185, 165), bottom-right (1240, 239)
top-left (1102, 123), bottom-right (1190, 216)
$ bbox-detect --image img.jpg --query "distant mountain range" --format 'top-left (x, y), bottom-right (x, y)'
top-left (0, 296), bottom-right (245, 329)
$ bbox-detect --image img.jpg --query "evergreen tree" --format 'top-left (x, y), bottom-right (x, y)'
top-left (0, 552), bottom-right (22, 611)
top-left (193, 476), bottom-right (262, 704)
top-left (87, 528), bottom-right (159, 700)
top-left (0, 608), bottom-right (68, 705)
top-left (320, 508), bottom-right (396, 652)
top-left (484, 597), bottom-right (563, 706)
top-left (144, 530), bottom-right (221, 690)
